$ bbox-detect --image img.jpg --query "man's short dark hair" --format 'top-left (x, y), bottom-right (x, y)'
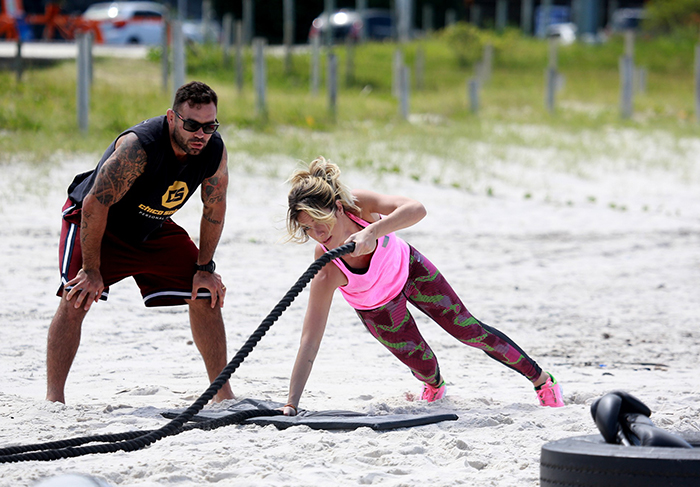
top-left (173, 81), bottom-right (218, 111)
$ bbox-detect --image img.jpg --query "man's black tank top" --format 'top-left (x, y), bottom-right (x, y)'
top-left (66, 116), bottom-right (224, 244)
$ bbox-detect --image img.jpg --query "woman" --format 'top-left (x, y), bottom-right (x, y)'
top-left (281, 157), bottom-right (564, 416)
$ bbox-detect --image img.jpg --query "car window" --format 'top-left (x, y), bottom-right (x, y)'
top-left (132, 10), bottom-right (162, 19)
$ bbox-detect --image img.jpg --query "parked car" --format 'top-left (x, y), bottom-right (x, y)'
top-left (81, 1), bottom-right (218, 45)
top-left (81, 1), bottom-right (165, 45)
top-left (534, 5), bottom-right (571, 38)
top-left (610, 8), bottom-right (646, 32)
top-left (309, 9), bottom-right (392, 42)
top-left (546, 22), bottom-right (576, 44)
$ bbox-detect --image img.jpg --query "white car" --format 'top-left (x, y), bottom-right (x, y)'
top-left (82, 1), bottom-right (165, 45)
top-left (546, 22), bottom-right (577, 45)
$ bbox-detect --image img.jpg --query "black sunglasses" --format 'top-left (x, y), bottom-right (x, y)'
top-left (173, 110), bottom-right (220, 134)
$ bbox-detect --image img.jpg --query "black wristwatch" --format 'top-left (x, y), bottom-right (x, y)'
top-left (195, 259), bottom-right (216, 273)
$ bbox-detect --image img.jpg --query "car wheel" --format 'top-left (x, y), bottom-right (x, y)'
top-left (541, 434), bottom-right (700, 487)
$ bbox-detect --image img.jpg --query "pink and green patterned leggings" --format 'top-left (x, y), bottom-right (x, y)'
top-left (355, 246), bottom-right (542, 387)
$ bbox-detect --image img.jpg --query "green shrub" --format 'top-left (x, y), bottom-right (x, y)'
top-left (644, 0), bottom-right (700, 36)
top-left (441, 22), bottom-right (487, 67)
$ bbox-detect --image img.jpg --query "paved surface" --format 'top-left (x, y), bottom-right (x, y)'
top-left (0, 40), bottom-right (149, 60)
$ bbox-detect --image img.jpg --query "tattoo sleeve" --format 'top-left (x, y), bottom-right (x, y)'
top-left (201, 174), bottom-right (227, 209)
top-left (91, 134), bottom-right (147, 206)
top-left (201, 147), bottom-right (228, 220)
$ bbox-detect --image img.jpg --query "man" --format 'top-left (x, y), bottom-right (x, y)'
top-left (46, 81), bottom-right (234, 404)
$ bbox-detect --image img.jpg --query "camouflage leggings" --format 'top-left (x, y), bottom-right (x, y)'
top-left (355, 246), bottom-right (542, 387)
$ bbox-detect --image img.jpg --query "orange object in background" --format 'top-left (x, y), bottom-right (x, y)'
top-left (0, 0), bottom-right (103, 42)
top-left (25, 2), bottom-right (103, 42)
top-left (0, 0), bottom-right (22, 39)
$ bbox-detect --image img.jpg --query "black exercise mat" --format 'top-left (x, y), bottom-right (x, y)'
top-left (162, 398), bottom-right (458, 431)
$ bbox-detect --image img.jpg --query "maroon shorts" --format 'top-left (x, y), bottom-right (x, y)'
top-left (58, 199), bottom-right (208, 307)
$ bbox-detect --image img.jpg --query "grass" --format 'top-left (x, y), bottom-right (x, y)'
top-left (1, 27), bottom-right (698, 168)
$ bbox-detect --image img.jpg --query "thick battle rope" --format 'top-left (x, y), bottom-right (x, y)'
top-left (0, 242), bottom-right (356, 464)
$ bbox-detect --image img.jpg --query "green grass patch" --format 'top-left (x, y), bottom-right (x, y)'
top-left (1, 27), bottom-right (698, 165)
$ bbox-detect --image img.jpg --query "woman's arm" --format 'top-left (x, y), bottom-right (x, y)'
top-left (346, 188), bottom-right (426, 256)
top-left (284, 246), bottom-right (346, 415)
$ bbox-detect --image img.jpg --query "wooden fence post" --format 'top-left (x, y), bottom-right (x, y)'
top-left (545, 37), bottom-right (558, 113)
top-left (468, 77), bottom-right (479, 113)
top-left (482, 43), bottom-right (493, 83)
top-left (222, 12), bottom-right (232, 66)
top-left (76, 32), bottom-right (90, 133)
top-left (243, 0), bottom-right (253, 45)
top-left (171, 19), bottom-right (186, 95)
top-left (521, 0), bottom-right (533, 35)
top-left (327, 51), bottom-right (337, 120)
top-left (392, 48), bottom-right (404, 97)
top-left (415, 45), bottom-right (425, 91)
top-left (695, 43), bottom-right (700, 123)
top-left (496, 0), bottom-right (508, 33)
top-left (356, 0), bottom-right (367, 42)
top-left (253, 38), bottom-right (267, 119)
top-left (619, 30), bottom-right (635, 119)
top-left (283, 0), bottom-right (294, 74)
top-left (161, 10), bottom-right (170, 92)
top-left (399, 64), bottom-right (410, 120)
top-left (345, 36), bottom-right (355, 86)
top-left (310, 34), bottom-right (321, 95)
top-left (14, 37), bottom-right (22, 83)
top-left (422, 4), bottom-right (433, 35)
top-left (235, 21), bottom-right (244, 94)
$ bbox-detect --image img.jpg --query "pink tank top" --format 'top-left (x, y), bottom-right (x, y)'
top-left (323, 213), bottom-right (410, 310)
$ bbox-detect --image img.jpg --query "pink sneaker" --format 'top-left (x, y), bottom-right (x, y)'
top-left (535, 373), bottom-right (564, 407)
top-left (421, 380), bottom-right (446, 402)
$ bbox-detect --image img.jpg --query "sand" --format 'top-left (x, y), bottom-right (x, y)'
top-left (1, 126), bottom-right (699, 486)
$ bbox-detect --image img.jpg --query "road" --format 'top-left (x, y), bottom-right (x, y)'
top-left (0, 40), bottom-right (149, 60)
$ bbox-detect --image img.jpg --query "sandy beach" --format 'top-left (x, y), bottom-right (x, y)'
top-left (1, 124), bottom-right (699, 486)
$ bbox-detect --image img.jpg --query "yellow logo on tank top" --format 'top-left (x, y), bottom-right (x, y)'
top-left (162, 181), bottom-right (189, 209)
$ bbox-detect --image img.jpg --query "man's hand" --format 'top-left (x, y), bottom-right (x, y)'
top-left (64, 269), bottom-right (104, 311)
top-left (192, 271), bottom-right (226, 308)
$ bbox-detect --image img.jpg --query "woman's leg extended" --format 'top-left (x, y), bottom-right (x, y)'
top-left (404, 247), bottom-right (542, 382)
top-left (356, 296), bottom-right (442, 387)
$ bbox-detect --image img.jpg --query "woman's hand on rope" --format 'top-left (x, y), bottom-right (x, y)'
top-left (345, 228), bottom-right (377, 257)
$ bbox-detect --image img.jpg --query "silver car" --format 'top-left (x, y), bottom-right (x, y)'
top-left (81, 1), bottom-right (165, 45)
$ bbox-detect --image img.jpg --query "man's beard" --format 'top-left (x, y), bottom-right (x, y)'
top-left (172, 128), bottom-right (206, 156)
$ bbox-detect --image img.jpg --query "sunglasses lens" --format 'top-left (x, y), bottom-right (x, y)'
top-left (176, 112), bottom-right (218, 134)
top-left (182, 120), bottom-right (200, 132)
top-left (183, 120), bottom-right (218, 134)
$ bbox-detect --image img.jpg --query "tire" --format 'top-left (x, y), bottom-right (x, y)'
top-left (540, 434), bottom-right (700, 487)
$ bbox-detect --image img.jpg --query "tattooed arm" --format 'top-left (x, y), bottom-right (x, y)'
top-left (191, 146), bottom-right (229, 307)
top-left (65, 133), bottom-right (147, 310)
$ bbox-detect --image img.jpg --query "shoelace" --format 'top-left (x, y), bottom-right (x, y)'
top-left (537, 383), bottom-right (560, 406)
top-left (421, 382), bottom-right (444, 401)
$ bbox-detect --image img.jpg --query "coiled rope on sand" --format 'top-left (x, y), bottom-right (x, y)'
top-left (0, 242), bottom-right (356, 463)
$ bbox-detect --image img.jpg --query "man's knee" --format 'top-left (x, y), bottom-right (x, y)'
top-left (187, 298), bottom-right (224, 323)
top-left (53, 296), bottom-right (89, 324)
top-left (186, 297), bottom-right (214, 311)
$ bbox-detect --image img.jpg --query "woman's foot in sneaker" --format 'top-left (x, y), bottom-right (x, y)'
top-left (535, 372), bottom-right (564, 407)
top-left (421, 380), bottom-right (446, 402)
